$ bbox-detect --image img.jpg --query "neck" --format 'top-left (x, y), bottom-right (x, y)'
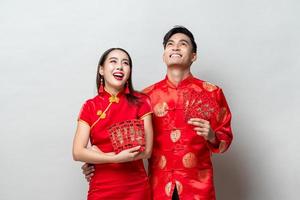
top-left (167, 67), bottom-right (191, 87)
top-left (104, 86), bottom-right (121, 96)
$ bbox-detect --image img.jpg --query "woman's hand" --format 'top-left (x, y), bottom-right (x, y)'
top-left (113, 146), bottom-right (141, 163)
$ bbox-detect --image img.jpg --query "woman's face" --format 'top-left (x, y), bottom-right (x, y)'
top-left (100, 49), bottom-right (131, 94)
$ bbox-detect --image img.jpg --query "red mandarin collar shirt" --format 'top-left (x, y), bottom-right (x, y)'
top-left (143, 75), bottom-right (233, 200)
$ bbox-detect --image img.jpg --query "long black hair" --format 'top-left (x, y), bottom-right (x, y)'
top-left (96, 47), bottom-right (139, 104)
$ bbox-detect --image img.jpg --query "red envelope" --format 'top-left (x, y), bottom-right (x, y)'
top-left (184, 90), bottom-right (219, 121)
top-left (108, 119), bottom-right (145, 153)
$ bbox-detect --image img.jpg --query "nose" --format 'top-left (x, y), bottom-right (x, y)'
top-left (116, 65), bottom-right (123, 71)
top-left (172, 43), bottom-right (180, 51)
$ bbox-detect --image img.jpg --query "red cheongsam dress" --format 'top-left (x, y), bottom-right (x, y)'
top-left (78, 90), bottom-right (152, 200)
top-left (143, 74), bottom-right (233, 200)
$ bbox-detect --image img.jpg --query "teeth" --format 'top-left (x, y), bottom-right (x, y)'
top-left (170, 54), bottom-right (181, 58)
top-left (113, 73), bottom-right (124, 78)
top-left (113, 72), bottom-right (123, 76)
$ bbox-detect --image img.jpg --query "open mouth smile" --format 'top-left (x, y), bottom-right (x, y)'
top-left (113, 72), bottom-right (125, 80)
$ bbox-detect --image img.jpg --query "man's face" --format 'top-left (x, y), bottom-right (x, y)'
top-left (163, 33), bottom-right (197, 68)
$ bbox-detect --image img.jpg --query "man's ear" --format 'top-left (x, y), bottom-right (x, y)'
top-left (191, 53), bottom-right (197, 62)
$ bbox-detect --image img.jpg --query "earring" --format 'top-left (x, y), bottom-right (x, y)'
top-left (125, 81), bottom-right (130, 94)
top-left (98, 77), bottom-right (104, 93)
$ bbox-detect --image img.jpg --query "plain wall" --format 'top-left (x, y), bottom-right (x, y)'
top-left (0, 0), bottom-right (299, 199)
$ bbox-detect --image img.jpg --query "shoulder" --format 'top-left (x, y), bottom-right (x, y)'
top-left (192, 77), bottom-right (221, 92)
top-left (133, 91), bottom-right (151, 102)
top-left (81, 95), bottom-right (100, 109)
top-left (142, 79), bottom-right (166, 95)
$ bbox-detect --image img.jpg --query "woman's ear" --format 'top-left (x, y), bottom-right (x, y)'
top-left (99, 65), bottom-right (104, 76)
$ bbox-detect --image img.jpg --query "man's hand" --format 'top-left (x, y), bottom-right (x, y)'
top-left (81, 163), bottom-right (95, 182)
top-left (188, 118), bottom-right (216, 142)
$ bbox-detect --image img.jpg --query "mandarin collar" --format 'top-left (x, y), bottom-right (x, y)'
top-left (99, 87), bottom-right (124, 99)
top-left (165, 73), bottom-right (194, 89)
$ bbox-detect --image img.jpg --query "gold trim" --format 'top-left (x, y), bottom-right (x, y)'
top-left (140, 111), bottom-right (153, 119)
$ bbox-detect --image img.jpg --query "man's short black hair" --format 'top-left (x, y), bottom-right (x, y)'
top-left (163, 26), bottom-right (197, 53)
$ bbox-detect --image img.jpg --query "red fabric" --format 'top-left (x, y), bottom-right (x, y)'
top-left (143, 75), bottom-right (233, 200)
top-left (78, 90), bottom-right (152, 200)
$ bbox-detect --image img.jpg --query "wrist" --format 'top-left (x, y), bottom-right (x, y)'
top-left (207, 130), bottom-right (217, 143)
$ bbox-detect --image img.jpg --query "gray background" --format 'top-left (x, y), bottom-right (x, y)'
top-left (0, 0), bottom-right (299, 199)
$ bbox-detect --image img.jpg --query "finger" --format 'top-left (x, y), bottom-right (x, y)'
top-left (86, 173), bottom-right (94, 178)
top-left (193, 127), bottom-right (208, 132)
top-left (81, 163), bottom-right (89, 170)
top-left (188, 121), bottom-right (206, 127)
top-left (86, 174), bottom-right (93, 182)
top-left (83, 168), bottom-right (95, 175)
top-left (189, 118), bottom-right (208, 123)
top-left (131, 151), bottom-right (140, 157)
top-left (128, 146), bottom-right (141, 152)
top-left (82, 165), bottom-right (94, 173)
top-left (196, 131), bottom-right (208, 138)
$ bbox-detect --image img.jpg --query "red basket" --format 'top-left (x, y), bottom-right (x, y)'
top-left (108, 119), bottom-right (145, 154)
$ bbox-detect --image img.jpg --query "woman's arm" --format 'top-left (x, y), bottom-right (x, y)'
top-left (133, 114), bottom-right (153, 160)
top-left (72, 121), bottom-right (140, 164)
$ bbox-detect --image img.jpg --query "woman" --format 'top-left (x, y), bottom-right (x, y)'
top-left (73, 48), bottom-right (153, 200)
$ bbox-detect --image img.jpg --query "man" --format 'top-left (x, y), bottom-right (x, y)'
top-left (82, 26), bottom-right (233, 199)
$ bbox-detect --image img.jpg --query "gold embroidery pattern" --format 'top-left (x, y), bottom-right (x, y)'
top-left (198, 169), bottom-right (210, 183)
top-left (203, 82), bottom-right (217, 92)
top-left (175, 180), bottom-right (183, 195)
top-left (182, 152), bottom-right (197, 168)
top-left (170, 129), bottom-right (181, 143)
top-left (165, 182), bottom-right (172, 197)
top-left (217, 107), bottom-right (227, 123)
top-left (154, 102), bottom-right (169, 117)
top-left (158, 155), bottom-right (167, 169)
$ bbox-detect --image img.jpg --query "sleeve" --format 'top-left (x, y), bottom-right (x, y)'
top-left (207, 88), bottom-right (233, 153)
top-left (77, 100), bottom-right (92, 127)
top-left (137, 94), bottom-right (153, 119)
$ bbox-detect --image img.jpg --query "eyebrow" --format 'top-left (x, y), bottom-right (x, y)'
top-left (108, 57), bottom-right (129, 62)
top-left (167, 39), bottom-right (190, 44)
